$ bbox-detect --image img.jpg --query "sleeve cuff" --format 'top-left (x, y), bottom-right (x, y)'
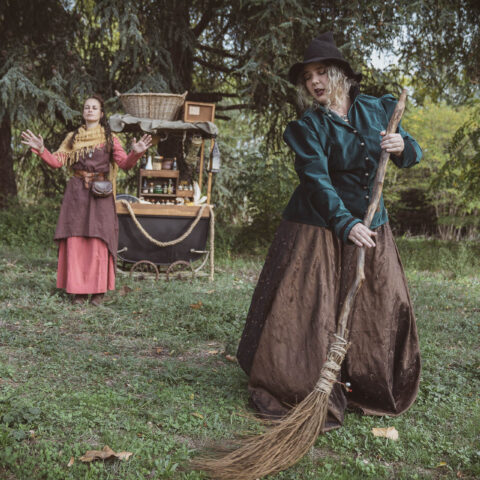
top-left (340, 217), bottom-right (362, 244)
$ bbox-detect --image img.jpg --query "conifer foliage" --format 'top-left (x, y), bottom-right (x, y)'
top-left (0, 0), bottom-right (478, 206)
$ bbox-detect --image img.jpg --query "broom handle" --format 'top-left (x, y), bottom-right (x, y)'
top-left (336, 89), bottom-right (408, 339)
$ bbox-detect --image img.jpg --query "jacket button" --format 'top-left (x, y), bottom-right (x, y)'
top-left (353, 129), bottom-right (358, 133)
top-left (365, 195), bottom-right (369, 200)
top-left (363, 185), bottom-right (368, 190)
top-left (360, 142), bottom-right (365, 146)
top-left (365, 172), bottom-right (369, 176)
top-left (365, 156), bottom-right (369, 161)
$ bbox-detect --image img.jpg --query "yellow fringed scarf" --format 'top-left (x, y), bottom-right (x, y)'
top-left (54, 125), bottom-right (120, 166)
top-left (56, 124), bottom-right (120, 196)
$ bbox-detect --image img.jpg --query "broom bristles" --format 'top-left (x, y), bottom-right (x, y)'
top-left (191, 389), bottom-right (329, 480)
top-left (190, 336), bottom-right (348, 480)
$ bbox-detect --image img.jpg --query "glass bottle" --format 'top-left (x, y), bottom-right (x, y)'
top-left (145, 155), bottom-right (153, 170)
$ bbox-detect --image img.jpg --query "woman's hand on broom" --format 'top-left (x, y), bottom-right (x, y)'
top-left (21, 130), bottom-right (45, 153)
top-left (131, 134), bottom-right (153, 153)
top-left (380, 131), bottom-right (404, 155)
top-left (348, 223), bottom-right (377, 248)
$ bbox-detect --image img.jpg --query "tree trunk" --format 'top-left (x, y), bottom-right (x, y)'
top-left (0, 115), bottom-right (17, 209)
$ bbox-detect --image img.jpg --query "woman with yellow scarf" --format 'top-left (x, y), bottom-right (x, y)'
top-left (21, 94), bottom-right (152, 305)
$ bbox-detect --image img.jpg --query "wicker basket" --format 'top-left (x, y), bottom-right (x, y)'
top-left (115, 91), bottom-right (188, 120)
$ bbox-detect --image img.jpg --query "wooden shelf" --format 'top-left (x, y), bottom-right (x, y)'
top-left (176, 190), bottom-right (194, 197)
top-left (140, 169), bottom-right (179, 178)
top-left (141, 193), bottom-right (177, 198)
top-left (116, 201), bottom-right (211, 218)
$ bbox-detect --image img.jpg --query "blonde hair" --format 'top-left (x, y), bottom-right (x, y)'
top-left (296, 64), bottom-right (357, 112)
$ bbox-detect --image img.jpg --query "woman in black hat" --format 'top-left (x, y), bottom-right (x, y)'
top-left (236, 32), bottom-right (422, 430)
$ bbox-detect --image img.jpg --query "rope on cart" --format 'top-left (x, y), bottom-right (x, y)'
top-left (119, 199), bottom-right (210, 248)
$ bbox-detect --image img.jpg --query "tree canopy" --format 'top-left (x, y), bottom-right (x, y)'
top-left (1, 0), bottom-right (479, 208)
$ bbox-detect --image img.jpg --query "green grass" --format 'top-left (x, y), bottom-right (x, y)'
top-left (0, 241), bottom-right (479, 479)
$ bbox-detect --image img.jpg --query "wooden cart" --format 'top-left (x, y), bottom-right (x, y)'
top-left (109, 114), bottom-right (219, 281)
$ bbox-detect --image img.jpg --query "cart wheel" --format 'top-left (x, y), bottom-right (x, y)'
top-left (165, 261), bottom-right (194, 282)
top-left (130, 260), bottom-right (159, 281)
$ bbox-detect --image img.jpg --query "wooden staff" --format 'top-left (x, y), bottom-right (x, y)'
top-left (191, 89), bottom-right (408, 480)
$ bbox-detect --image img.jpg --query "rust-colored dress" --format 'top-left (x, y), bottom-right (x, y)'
top-left (38, 138), bottom-right (141, 294)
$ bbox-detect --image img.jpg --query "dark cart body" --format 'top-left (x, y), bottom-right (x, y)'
top-left (117, 213), bottom-right (209, 266)
top-left (116, 202), bottom-right (213, 279)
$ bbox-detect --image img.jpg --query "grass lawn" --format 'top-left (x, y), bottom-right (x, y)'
top-left (0, 241), bottom-right (479, 479)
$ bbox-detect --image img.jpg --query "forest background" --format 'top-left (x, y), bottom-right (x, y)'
top-left (1, 0), bottom-right (479, 250)
top-left (1, 2), bottom-right (480, 479)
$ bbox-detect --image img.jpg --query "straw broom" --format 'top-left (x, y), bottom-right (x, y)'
top-left (191, 89), bottom-right (408, 480)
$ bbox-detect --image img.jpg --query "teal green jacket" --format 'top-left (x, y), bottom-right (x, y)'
top-left (282, 94), bottom-right (422, 243)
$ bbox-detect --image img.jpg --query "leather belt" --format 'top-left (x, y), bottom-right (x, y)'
top-left (74, 170), bottom-right (107, 189)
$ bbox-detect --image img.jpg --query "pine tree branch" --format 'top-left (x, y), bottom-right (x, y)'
top-left (193, 56), bottom-right (237, 73)
top-left (198, 44), bottom-right (242, 59)
top-left (192, 1), bottom-right (220, 38)
top-left (216, 103), bottom-right (253, 111)
top-left (191, 91), bottom-right (240, 98)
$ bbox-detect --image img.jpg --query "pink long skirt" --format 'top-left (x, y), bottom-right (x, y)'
top-left (57, 237), bottom-right (115, 294)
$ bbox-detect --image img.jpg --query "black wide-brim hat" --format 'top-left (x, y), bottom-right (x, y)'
top-left (288, 32), bottom-right (362, 84)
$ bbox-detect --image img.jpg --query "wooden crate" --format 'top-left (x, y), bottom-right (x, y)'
top-left (183, 101), bottom-right (215, 123)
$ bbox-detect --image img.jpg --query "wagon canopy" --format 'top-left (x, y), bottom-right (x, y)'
top-left (109, 114), bottom-right (218, 137)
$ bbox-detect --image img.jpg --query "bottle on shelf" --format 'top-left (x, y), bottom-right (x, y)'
top-left (172, 157), bottom-right (177, 170)
top-left (145, 155), bottom-right (153, 170)
top-left (167, 179), bottom-right (173, 194)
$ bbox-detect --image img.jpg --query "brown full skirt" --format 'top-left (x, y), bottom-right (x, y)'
top-left (237, 220), bottom-right (421, 429)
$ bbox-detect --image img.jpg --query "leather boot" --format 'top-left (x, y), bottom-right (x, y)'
top-left (72, 294), bottom-right (88, 305)
top-left (90, 293), bottom-right (105, 306)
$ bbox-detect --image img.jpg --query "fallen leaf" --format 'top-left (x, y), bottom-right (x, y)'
top-left (206, 289), bottom-right (215, 294)
top-left (67, 457), bottom-right (74, 467)
top-left (225, 354), bottom-right (237, 362)
top-left (190, 301), bottom-right (203, 309)
top-left (155, 347), bottom-right (163, 355)
top-left (189, 393), bottom-right (195, 400)
top-left (79, 445), bottom-right (133, 463)
top-left (192, 412), bottom-right (204, 419)
top-left (371, 426), bottom-right (399, 441)
top-left (207, 350), bottom-right (219, 355)
top-left (80, 445), bottom-right (116, 462)
top-left (115, 451), bottom-right (133, 461)
top-left (436, 461), bottom-right (448, 468)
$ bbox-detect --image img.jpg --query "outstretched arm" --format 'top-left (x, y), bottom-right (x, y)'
top-left (113, 134), bottom-right (153, 169)
top-left (21, 130), bottom-right (44, 152)
top-left (21, 130), bottom-right (62, 168)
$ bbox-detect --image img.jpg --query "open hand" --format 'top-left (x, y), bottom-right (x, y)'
top-left (21, 130), bottom-right (45, 153)
top-left (131, 134), bottom-right (153, 154)
top-left (348, 223), bottom-right (377, 248)
top-left (380, 131), bottom-right (404, 155)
